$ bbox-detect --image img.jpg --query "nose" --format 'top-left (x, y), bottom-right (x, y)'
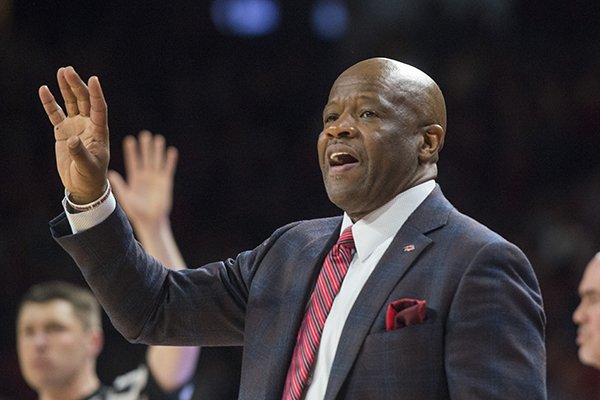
top-left (573, 302), bottom-right (585, 324)
top-left (324, 114), bottom-right (358, 139)
top-left (32, 332), bottom-right (48, 349)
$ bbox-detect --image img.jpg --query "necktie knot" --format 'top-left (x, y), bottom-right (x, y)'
top-left (337, 226), bottom-right (355, 250)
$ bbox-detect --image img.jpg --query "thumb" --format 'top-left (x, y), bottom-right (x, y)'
top-left (67, 135), bottom-right (96, 168)
top-left (108, 170), bottom-right (127, 200)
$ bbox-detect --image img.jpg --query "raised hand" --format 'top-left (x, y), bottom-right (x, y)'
top-left (39, 66), bottom-right (109, 203)
top-left (108, 130), bottom-right (178, 232)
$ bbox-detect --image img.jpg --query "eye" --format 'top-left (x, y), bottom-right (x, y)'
top-left (324, 114), bottom-right (338, 123)
top-left (20, 326), bottom-right (35, 337)
top-left (45, 322), bottom-right (68, 333)
top-left (360, 110), bottom-right (377, 119)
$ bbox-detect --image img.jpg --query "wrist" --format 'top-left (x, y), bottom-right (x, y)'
top-left (68, 181), bottom-right (109, 204)
top-left (65, 181), bottom-right (111, 213)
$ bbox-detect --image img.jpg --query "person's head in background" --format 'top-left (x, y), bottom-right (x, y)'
top-left (16, 281), bottom-right (103, 399)
top-left (574, 253), bottom-right (600, 369)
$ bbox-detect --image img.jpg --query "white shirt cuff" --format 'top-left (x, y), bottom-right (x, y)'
top-left (62, 191), bottom-right (117, 234)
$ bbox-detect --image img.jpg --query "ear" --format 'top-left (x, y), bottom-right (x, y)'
top-left (418, 124), bottom-right (445, 164)
top-left (87, 328), bottom-right (104, 358)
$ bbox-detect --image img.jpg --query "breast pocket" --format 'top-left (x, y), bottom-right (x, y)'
top-left (340, 320), bottom-right (447, 399)
top-left (357, 319), bottom-right (444, 377)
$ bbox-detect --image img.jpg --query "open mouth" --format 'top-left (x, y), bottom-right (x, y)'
top-left (329, 152), bottom-right (358, 166)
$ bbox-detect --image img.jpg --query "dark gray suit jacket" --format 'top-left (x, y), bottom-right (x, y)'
top-left (51, 186), bottom-right (546, 399)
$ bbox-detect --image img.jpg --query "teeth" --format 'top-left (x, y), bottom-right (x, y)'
top-left (329, 152), bottom-right (357, 166)
top-left (330, 152), bottom-right (347, 162)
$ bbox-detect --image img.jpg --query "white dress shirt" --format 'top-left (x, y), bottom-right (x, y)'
top-left (303, 180), bottom-right (435, 400)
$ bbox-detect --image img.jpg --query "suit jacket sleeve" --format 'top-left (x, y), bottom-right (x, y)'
top-left (50, 204), bottom-right (290, 347)
top-left (444, 239), bottom-right (546, 399)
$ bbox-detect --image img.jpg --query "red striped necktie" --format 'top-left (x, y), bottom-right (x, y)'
top-left (282, 226), bottom-right (355, 400)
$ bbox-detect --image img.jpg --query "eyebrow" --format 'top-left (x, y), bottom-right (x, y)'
top-left (324, 94), bottom-right (394, 111)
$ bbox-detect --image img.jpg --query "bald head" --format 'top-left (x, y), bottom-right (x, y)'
top-left (319, 57), bottom-right (447, 220)
top-left (332, 58), bottom-right (447, 132)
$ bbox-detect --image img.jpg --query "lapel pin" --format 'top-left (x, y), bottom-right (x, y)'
top-left (403, 244), bottom-right (415, 252)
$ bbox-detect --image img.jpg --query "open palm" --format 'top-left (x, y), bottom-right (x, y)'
top-left (39, 66), bottom-right (109, 203)
top-left (109, 131), bottom-right (178, 229)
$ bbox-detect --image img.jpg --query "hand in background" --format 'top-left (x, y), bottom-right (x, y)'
top-left (39, 66), bottom-right (109, 203)
top-left (108, 130), bottom-right (185, 269)
top-left (109, 130), bottom-right (178, 233)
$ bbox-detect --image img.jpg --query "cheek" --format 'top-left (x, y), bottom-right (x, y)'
top-left (53, 333), bottom-right (83, 354)
top-left (591, 313), bottom-right (600, 338)
top-left (373, 140), bottom-right (416, 177)
top-left (16, 339), bottom-right (31, 363)
top-left (54, 337), bottom-right (89, 370)
top-left (587, 329), bottom-right (600, 366)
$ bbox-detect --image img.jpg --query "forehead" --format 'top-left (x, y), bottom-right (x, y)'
top-left (325, 78), bottom-right (404, 117)
top-left (326, 63), bottom-right (426, 110)
top-left (18, 300), bottom-right (80, 328)
top-left (328, 67), bottom-right (398, 100)
top-left (327, 80), bottom-right (394, 103)
top-left (580, 257), bottom-right (600, 294)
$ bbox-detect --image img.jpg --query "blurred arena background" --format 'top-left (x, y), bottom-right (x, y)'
top-left (0, 1), bottom-right (599, 398)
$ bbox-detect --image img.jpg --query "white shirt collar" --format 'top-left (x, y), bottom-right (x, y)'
top-left (341, 180), bottom-right (436, 262)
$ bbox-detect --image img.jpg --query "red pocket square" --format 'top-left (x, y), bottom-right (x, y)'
top-left (386, 298), bottom-right (426, 331)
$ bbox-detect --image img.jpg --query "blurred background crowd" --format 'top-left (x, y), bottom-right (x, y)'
top-left (1, 0), bottom-right (599, 398)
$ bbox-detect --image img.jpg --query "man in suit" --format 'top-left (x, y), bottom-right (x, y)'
top-left (574, 252), bottom-right (600, 369)
top-left (39, 57), bottom-right (547, 399)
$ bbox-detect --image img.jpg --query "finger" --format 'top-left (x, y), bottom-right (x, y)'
top-left (122, 135), bottom-right (139, 178)
top-left (165, 146), bottom-right (179, 178)
top-left (63, 66), bottom-right (91, 117)
top-left (152, 134), bottom-right (167, 170)
top-left (39, 85), bottom-right (66, 127)
top-left (139, 130), bottom-right (153, 170)
top-left (108, 170), bottom-right (133, 216)
top-left (57, 67), bottom-right (79, 117)
top-left (108, 170), bottom-right (127, 200)
top-left (87, 76), bottom-right (109, 141)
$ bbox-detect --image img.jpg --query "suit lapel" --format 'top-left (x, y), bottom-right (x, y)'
top-left (256, 218), bottom-right (343, 399)
top-left (323, 186), bottom-right (452, 400)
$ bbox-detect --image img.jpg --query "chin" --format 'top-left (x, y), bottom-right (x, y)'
top-left (579, 349), bottom-right (600, 369)
top-left (326, 187), bottom-right (364, 209)
top-left (330, 198), bottom-right (360, 216)
top-left (326, 192), bottom-right (349, 209)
